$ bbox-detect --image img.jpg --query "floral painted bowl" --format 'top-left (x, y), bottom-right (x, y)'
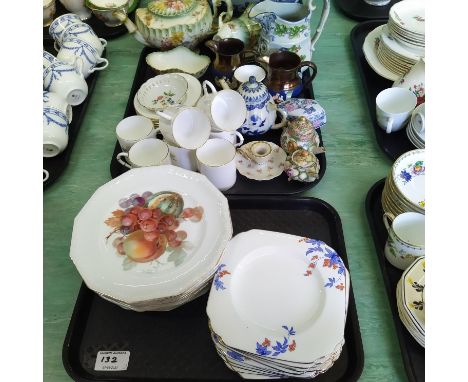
top-left (146, 46), bottom-right (210, 79)
top-left (137, 74), bottom-right (188, 112)
top-left (391, 149), bottom-right (425, 211)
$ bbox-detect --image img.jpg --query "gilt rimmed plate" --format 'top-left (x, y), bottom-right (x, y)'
top-left (389, 0), bottom-right (425, 36)
top-left (207, 230), bottom-right (349, 363)
top-left (137, 74), bottom-right (188, 111)
top-left (402, 257), bottom-right (425, 332)
top-left (235, 142), bottom-right (287, 181)
top-left (379, 25), bottom-right (424, 62)
top-left (363, 25), bottom-right (399, 81)
top-left (70, 165), bottom-right (232, 304)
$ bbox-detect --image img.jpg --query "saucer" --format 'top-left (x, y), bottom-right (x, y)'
top-left (175, 73), bottom-right (202, 107)
top-left (235, 142), bottom-right (287, 181)
top-left (137, 74), bottom-right (188, 111)
top-left (363, 25), bottom-right (399, 81)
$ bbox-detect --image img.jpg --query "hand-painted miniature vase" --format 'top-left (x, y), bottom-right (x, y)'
top-left (284, 149), bottom-right (320, 182)
top-left (280, 116), bottom-right (324, 154)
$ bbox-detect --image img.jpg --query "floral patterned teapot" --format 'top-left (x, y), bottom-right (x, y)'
top-left (284, 149), bottom-right (320, 182)
top-left (280, 116), bottom-right (325, 154)
top-left (248, 0), bottom-right (330, 61)
top-left (114, 0), bottom-right (233, 49)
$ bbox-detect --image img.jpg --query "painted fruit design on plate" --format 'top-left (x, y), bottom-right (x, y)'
top-left (105, 191), bottom-right (203, 267)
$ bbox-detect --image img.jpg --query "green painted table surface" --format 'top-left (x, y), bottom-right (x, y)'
top-left (44, 2), bottom-right (406, 381)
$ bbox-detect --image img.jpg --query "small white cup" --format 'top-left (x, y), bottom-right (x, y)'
top-left (43, 91), bottom-right (73, 124)
top-left (156, 106), bottom-right (211, 149)
top-left (43, 51), bottom-right (57, 71)
top-left (59, 0), bottom-right (92, 20)
top-left (234, 65), bottom-right (266, 84)
top-left (43, 106), bottom-right (69, 157)
top-left (60, 23), bottom-right (107, 56)
top-left (383, 212), bottom-right (425, 270)
top-left (196, 138), bottom-right (237, 191)
top-left (58, 37), bottom-right (109, 78)
top-left (49, 13), bottom-right (82, 42)
top-left (209, 130), bottom-right (244, 147)
top-left (376, 88), bottom-right (417, 134)
top-left (168, 145), bottom-right (198, 172)
top-left (116, 116), bottom-right (156, 152)
top-left (43, 60), bottom-right (88, 106)
top-left (116, 138), bottom-right (171, 169)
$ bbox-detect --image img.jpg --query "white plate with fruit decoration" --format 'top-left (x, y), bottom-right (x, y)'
top-left (70, 165), bottom-right (232, 305)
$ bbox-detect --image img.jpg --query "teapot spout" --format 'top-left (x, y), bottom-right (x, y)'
top-left (113, 10), bottom-right (151, 47)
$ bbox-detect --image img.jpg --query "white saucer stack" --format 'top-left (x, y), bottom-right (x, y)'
top-left (207, 230), bottom-right (350, 379)
top-left (396, 257), bottom-right (425, 347)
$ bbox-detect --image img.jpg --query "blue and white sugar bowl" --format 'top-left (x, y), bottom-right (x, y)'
top-left (277, 98), bottom-right (327, 129)
top-left (237, 75), bottom-right (287, 136)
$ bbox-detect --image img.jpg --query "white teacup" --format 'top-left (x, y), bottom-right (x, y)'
top-left (59, 0), bottom-right (92, 20)
top-left (234, 65), bottom-right (266, 84)
top-left (383, 212), bottom-right (425, 270)
top-left (43, 51), bottom-right (57, 71)
top-left (168, 145), bottom-right (197, 172)
top-left (43, 91), bottom-right (73, 123)
top-left (116, 138), bottom-right (171, 169)
top-left (393, 59), bottom-right (425, 106)
top-left (43, 0), bottom-right (57, 27)
top-left (196, 138), bottom-right (237, 191)
top-left (86, 0), bottom-right (129, 27)
top-left (58, 37), bottom-right (109, 78)
top-left (60, 23), bottom-right (107, 56)
top-left (116, 116), bottom-right (156, 152)
top-left (43, 106), bottom-right (69, 157)
top-left (49, 13), bottom-right (82, 41)
top-left (43, 60), bottom-right (88, 106)
top-left (156, 106), bottom-right (211, 149)
top-left (376, 88), bottom-right (417, 134)
top-left (196, 80), bottom-right (247, 132)
top-left (209, 130), bottom-right (244, 147)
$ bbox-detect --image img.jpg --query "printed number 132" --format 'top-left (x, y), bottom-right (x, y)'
top-left (101, 356), bottom-right (117, 363)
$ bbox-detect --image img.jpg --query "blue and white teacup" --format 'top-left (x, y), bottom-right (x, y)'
top-left (43, 60), bottom-right (88, 106)
top-left (49, 13), bottom-right (82, 42)
top-left (43, 106), bottom-right (69, 157)
top-left (43, 50), bottom-right (57, 71)
top-left (57, 37), bottom-right (109, 78)
top-left (59, 23), bottom-right (107, 56)
top-left (43, 91), bottom-right (73, 123)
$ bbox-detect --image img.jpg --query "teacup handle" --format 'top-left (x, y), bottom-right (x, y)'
top-left (156, 111), bottom-right (173, 121)
top-left (234, 131), bottom-right (244, 147)
top-left (92, 57), bottom-right (109, 71)
top-left (116, 152), bottom-right (132, 169)
top-left (202, 80), bottom-right (217, 95)
top-left (300, 61), bottom-right (318, 89)
top-left (100, 38), bottom-right (108, 48)
top-left (43, 169), bottom-right (49, 183)
top-left (383, 212), bottom-right (396, 232)
top-left (53, 41), bottom-right (61, 52)
top-left (385, 117), bottom-right (394, 134)
top-left (271, 106), bottom-right (288, 129)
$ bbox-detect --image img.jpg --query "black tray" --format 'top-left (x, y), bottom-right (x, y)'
top-left (109, 46), bottom-right (326, 195)
top-left (336, 0), bottom-right (401, 21)
top-left (43, 40), bottom-right (103, 189)
top-left (43, 1), bottom-right (138, 41)
top-left (350, 21), bottom-right (415, 161)
top-left (63, 196), bottom-right (364, 382)
top-left (365, 179), bottom-right (424, 382)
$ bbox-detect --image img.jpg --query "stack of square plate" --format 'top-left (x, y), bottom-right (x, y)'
top-left (382, 149), bottom-right (425, 217)
top-left (396, 257), bottom-right (425, 347)
top-left (207, 230), bottom-right (350, 378)
top-left (406, 103), bottom-right (425, 149)
top-left (70, 165), bottom-right (232, 311)
top-left (363, 1), bottom-right (425, 81)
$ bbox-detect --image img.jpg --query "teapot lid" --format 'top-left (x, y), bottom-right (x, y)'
top-left (148, 0), bottom-right (196, 17)
top-left (238, 76), bottom-right (269, 105)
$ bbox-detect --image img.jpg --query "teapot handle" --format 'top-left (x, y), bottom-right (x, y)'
top-left (211, 0), bottom-right (233, 26)
top-left (309, 0), bottom-right (331, 52)
top-left (299, 61), bottom-right (318, 88)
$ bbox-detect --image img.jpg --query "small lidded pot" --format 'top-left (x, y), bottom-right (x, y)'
top-left (280, 116), bottom-right (324, 155)
top-left (284, 149), bottom-right (320, 182)
top-left (237, 75), bottom-right (287, 136)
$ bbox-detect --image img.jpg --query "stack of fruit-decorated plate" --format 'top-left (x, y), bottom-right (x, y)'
top-left (382, 149), bottom-right (425, 217)
top-left (207, 230), bottom-right (350, 378)
top-left (70, 165), bottom-right (232, 311)
top-left (363, 0), bottom-right (425, 81)
top-left (396, 257), bottom-right (425, 347)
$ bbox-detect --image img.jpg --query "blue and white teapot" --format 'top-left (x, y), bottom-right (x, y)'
top-left (237, 75), bottom-right (287, 136)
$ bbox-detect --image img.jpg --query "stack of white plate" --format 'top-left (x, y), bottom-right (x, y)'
top-left (381, 149), bottom-right (425, 217)
top-left (406, 103), bottom-right (425, 149)
top-left (396, 257), bottom-right (425, 347)
top-left (207, 230), bottom-right (350, 379)
top-left (363, 1), bottom-right (425, 81)
top-left (133, 73), bottom-right (202, 127)
top-left (70, 166), bottom-right (232, 311)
